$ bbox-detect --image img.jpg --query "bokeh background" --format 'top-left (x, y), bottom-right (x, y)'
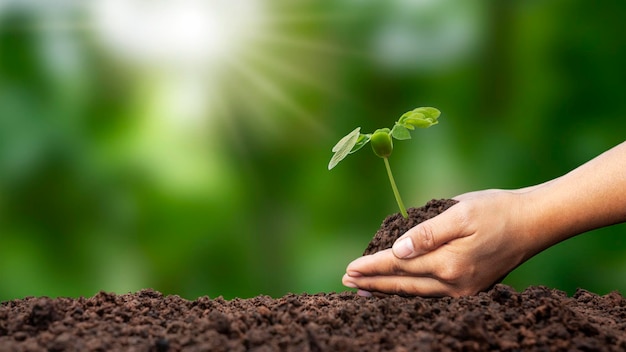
top-left (1, 0), bottom-right (625, 301)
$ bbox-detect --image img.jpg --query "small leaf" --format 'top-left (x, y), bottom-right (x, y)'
top-left (391, 123), bottom-right (411, 140)
top-left (328, 127), bottom-right (361, 170)
top-left (350, 134), bottom-right (371, 153)
top-left (414, 107), bottom-right (441, 121)
top-left (405, 117), bottom-right (437, 128)
top-left (399, 107), bottom-right (441, 127)
top-left (399, 107), bottom-right (441, 129)
top-left (400, 122), bottom-right (415, 130)
top-left (399, 111), bottom-right (425, 123)
top-left (331, 127), bottom-right (360, 152)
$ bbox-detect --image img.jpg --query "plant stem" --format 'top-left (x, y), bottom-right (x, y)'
top-left (383, 157), bottom-right (408, 219)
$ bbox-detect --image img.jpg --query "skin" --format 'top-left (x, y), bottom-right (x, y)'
top-left (342, 141), bottom-right (626, 297)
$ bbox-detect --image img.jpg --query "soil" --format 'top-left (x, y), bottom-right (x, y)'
top-left (363, 199), bottom-right (458, 256)
top-left (2, 199), bottom-right (625, 351)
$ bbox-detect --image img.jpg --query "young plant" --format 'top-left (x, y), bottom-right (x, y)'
top-left (328, 107), bottom-right (441, 219)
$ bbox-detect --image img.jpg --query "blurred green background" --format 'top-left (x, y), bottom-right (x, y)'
top-left (1, 0), bottom-right (625, 301)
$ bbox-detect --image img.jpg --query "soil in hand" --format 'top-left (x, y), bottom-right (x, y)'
top-left (363, 198), bottom-right (458, 255)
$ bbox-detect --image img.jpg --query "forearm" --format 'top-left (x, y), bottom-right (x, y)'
top-left (522, 141), bottom-right (626, 255)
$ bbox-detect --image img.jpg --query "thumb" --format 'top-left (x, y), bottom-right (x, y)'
top-left (392, 204), bottom-right (468, 259)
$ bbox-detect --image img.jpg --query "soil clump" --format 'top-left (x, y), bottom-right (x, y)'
top-left (363, 199), bottom-right (458, 255)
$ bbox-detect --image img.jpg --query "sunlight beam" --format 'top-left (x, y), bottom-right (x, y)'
top-left (241, 47), bottom-right (346, 102)
top-left (226, 55), bottom-right (327, 136)
top-left (248, 31), bottom-right (368, 59)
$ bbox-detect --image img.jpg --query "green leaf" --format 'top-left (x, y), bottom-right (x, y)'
top-left (399, 111), bottom-right (424, 122)
top-left (350, 134), bottom-right (371, 153)
top-left (391, 123), bottom-right (412, 140)
top-left (328, 127), bottom-right (361, 170)
top-left (399, 107), bottom-right (441, 129)
top-left (414, 107), bottom-right (441, 121)
top-left (405, 117), bottom-right (437, 128)
top-left (400, 122), bottom-right (415, 130)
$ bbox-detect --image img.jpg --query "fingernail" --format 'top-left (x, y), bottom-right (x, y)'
top-left (346, 270), bottom-right (362, 277)
top-left (343, 281), bottom-right (358, 289)
top-left (393, 237), bottom-right (415, 258)
top-left (342, 274), bottom-right (358, 288)
top-left (357, 290), bottom-right (372, 297)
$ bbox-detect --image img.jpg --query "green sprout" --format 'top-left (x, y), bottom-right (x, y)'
top-left (328, 107), bottom-right (441, 219)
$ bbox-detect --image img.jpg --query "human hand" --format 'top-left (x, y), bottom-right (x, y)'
top-left (342, 189), bottom-right (537, 297)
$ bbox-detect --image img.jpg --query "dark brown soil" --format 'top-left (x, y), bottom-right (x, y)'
top-left (363, 199), bottom-right (458, 256)
top-left (2, 199), bottom-right (625, 351)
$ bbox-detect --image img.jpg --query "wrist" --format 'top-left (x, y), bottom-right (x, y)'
top-left (518, 181), bottom-right (583, 257)
top-left (504, 190), bottom-right (548, 262)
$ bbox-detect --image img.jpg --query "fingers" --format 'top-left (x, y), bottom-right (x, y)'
top-left (345, 249), bottom-right (436, 278)
top-left (342, 234), bottom-right (480, 297)
top-left (343, 273), bottom-right (460, 297)
top-left (342, 248), bottom-right (481, 297)
top-left (392, 203), bottom-right (471, 259)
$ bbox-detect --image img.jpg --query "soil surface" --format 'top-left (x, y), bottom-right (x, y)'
top-left (2, 199), bottom-right (625, 351)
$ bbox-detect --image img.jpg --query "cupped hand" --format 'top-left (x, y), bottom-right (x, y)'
top-left (342, 189), bottom-right (537, 297)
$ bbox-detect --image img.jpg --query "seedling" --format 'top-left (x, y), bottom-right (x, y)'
top-left (328, 107), bottom-right (441, 219)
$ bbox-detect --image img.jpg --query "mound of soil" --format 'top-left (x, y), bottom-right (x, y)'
top-left (2, 199), bottom-right (625, 351)
top-left (363, 198), bottom-right (458, 255)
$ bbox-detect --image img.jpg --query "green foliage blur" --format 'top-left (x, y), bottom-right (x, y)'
top-left (1, 0), bottom-right (625, 301)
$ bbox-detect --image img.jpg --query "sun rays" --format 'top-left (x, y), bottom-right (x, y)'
top-left (0, 1), bottom-right (372, 191)
top-left (86, 0), bottom-right (368, 139)
top-left (3, 1), bottom-right (369, 136)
